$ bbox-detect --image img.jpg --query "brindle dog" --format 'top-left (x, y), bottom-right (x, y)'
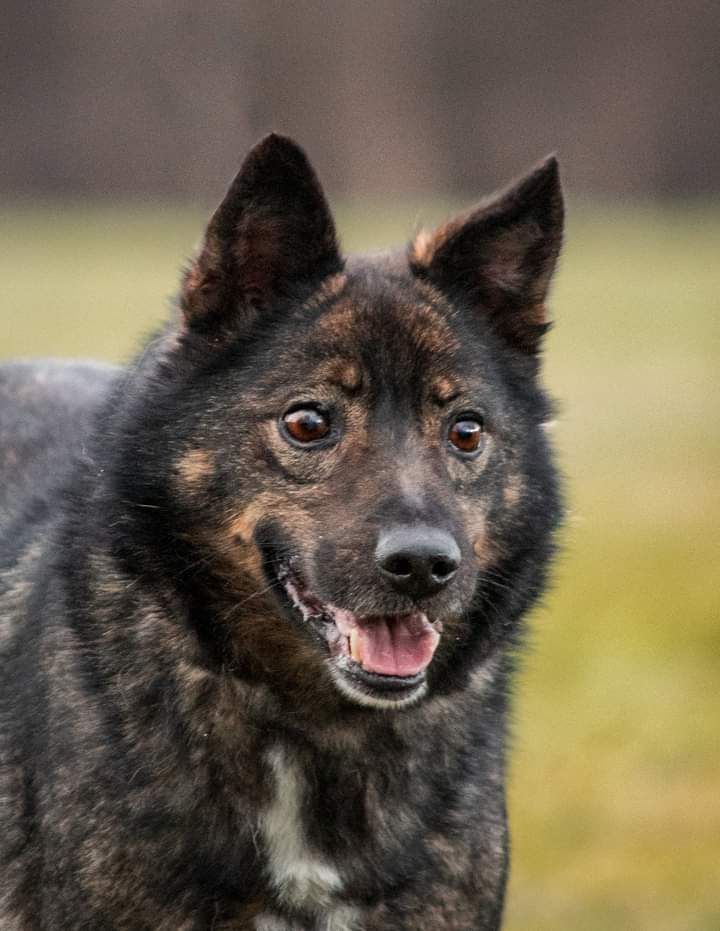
top-left (0, 134), bottom-right (564, 930)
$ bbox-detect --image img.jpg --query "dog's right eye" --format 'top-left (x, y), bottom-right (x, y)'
top-left (281, 407), bottom-right (332, 445)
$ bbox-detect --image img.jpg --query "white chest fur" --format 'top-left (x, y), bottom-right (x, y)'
top-left (259, 745), bottom-right (351, 921)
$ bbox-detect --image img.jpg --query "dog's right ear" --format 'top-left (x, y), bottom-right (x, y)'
top-left (181, 134), bottom-right (341, 336)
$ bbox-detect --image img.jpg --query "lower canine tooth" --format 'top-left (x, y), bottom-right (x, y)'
top-left (349, 629), bottom-right (363, 664)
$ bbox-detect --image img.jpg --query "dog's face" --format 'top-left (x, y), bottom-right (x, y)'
top-left (146, 135), bottom-right (563, 710)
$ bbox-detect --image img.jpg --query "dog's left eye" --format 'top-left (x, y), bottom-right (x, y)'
top-left (448, 416), bottom-right (485, 455)
top-left (281, 407), bottom-right (331, 445)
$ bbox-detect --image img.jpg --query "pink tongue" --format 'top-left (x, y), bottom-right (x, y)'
top-left (356, 614), bottom-right (440, 677)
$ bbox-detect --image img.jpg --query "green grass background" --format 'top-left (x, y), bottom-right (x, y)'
top-left (2, 201), bottom-right (719, 928)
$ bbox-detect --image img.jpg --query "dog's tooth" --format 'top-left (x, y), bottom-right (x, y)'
top-left (349, 628), bottom-right (364, 665)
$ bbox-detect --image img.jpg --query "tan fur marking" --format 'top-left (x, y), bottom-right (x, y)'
top-left (303, 273), bottom-right (347, 311)
top-left (463, 507), bottom-right (498, 569)
top-left (316, 290), bottom-right (458, 356)
top-left (409, 228), bottom-right (437, 267)
top-left (431, 376), bottom-right (460, 403)
top-left (472, 523), bottom-right (489, 564)
top-left (315, 301), bottom-right (357, 336)
top-left (409, 214), bottom-right (470, 268)
top-left (408, 305), bottom-right (460, 354)
top-left (225, 493), bottom-right (286, 547)
top-left (504, 476), bottom-right (524, 507)
top-left (175, 449), bottom-right (215, 494)
top-left (316, 358), bottom-right (363, 393)
top-left (336, 359), bottom-right (362, 393)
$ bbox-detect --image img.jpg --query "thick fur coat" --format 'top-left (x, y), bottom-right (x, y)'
top-left (0, 135), bottom-right (564, 930)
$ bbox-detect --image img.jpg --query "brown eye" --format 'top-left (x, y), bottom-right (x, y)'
top-left (282, 407), bottom-right (331, 445)
top-left (448, 417), bottom-right (485, 455)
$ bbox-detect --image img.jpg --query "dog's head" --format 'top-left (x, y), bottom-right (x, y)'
top-left (123, 135), bottom-right (564, 710)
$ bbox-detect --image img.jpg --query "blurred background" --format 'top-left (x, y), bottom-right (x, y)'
top-left (2, 2), bottom-right (719, 928)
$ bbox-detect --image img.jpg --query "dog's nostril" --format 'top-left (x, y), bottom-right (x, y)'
top-left (384, 555), bottom-right (413, 578)
top-left (431, 556), bottom-right (457, 581)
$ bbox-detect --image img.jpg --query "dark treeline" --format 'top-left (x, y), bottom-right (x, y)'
top-left (4, 1), bottom-right (718, 200)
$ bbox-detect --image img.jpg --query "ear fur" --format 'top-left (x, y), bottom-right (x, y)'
top-left (182, 134), bottom-right (341, 335)
top-left (409, 157), bottom-right (564, 357)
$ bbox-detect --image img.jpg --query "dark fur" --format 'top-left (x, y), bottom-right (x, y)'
top-left (0, 135), bottom-right (564, 930)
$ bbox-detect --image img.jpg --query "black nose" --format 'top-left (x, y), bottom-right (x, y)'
top-left (375, 526), bottom-right (461, 599)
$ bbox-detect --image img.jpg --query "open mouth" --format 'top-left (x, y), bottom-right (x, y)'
top-left (275, 559), bottom-right (442, 708)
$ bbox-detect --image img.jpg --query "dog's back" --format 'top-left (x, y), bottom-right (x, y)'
top-left (0, 360), bottom-right (117, 530)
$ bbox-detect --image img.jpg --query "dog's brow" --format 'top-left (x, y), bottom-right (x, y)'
top-left (315, 358), bottom-right (363, 393)
top-left (430, 376), bottom-right (462, 405)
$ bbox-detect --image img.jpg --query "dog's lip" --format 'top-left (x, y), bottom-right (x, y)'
top-left (276, 561), bottom-right (442, 680)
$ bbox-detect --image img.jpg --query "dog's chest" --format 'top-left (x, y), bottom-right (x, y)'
top-left (258, 745), bottom-right (359, 928)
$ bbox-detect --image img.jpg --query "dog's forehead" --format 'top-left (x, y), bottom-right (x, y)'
top-left (243, 264), bottom-right (487, 405)
top-left (310, 267), bottom-right (461, 360)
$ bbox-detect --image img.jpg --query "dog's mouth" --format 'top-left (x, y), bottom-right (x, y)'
top-left (274, 559), bottom-right (442, 708)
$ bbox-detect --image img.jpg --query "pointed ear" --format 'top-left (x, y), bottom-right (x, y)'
top-left (181, 134), bottom-right (342, 335)
top-left (409, 157), bottom-right (563, 356)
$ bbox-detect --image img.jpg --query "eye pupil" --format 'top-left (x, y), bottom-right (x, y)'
top-left (449, 418), bottom-right (484, 454)
top-left (283, 408), bottom-right (331, 444)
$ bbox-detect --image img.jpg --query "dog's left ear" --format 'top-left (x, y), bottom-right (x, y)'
top-left (182, 134), bottom-right (341, 335)
top-left (409, 157), bottom-right (563, 357)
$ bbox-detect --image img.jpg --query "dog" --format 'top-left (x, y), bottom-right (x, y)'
top-left (0, 134), bottom-right (564, 930)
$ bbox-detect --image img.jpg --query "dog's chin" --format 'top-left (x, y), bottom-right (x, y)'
top-left (272, 560), bottom-right (442, 710)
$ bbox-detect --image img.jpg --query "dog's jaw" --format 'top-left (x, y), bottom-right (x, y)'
top-left (326, 660), bottom-right (429, 710)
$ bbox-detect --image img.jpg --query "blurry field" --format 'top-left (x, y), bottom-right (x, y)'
top-left (2, 200), bottom-right (719, 929)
